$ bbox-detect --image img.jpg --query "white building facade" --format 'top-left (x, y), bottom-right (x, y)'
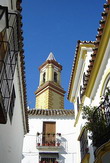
top-left (22, 53), bottom-right (77, 163)
top-left (67, 1), bottom-right (110, 163)
top-left (67, 41), bottom-right (95, 163)
top-left (22, 109), bottom-right (77, 163)
top-left (0, 0), bottom-right (28, 163)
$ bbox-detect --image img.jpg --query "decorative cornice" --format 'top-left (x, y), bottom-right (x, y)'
top-left (35, 81), bottom-right (66, 95)
top-left (39, 60), bottom-right (62, 71)
top-left (84, 0), bottom-right (110, 97)
top-left (67, 41), bottom-right (95, 100)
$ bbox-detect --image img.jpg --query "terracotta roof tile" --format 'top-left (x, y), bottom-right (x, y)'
top-left (67, 40), bottom-right (95, 99)
top-left (16, 0), bottom-right (29, 133)
top-left (67, 0), bottom-right (110, 99)
top-left (81, 0), bottom-right (110, 95)
top-left (28, 109), bottom-right (74, 116)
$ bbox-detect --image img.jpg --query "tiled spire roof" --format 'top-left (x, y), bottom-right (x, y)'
top-left (46, 52), bottom-right (56, 61)
top-left (39, 52), bottom-right (62, 71)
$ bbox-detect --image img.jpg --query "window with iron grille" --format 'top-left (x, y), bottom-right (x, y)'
top-left (39, 153), bottom-right (58, 163)
top-left (10, 0), bottom-right (13, 9)
top-left (80, 129), bottom-right (88, 161)
top-left (9, 85), bottom-right (16, 123)
top-left (40, 158), bottom-right (56, 163)
top-left (0, 10), bottom-right (20, 123)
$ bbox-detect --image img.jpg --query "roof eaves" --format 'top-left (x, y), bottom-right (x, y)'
top-left (28, 109), bottom-right (74, 116)
top-left (67, 40), bottom-right (95, 100)
top-left (16, 0), bottom-right (29, 133)
top-left (82, 0), bottom-right (110, 96)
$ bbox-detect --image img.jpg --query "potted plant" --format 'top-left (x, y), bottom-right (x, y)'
top-left (37, 143), bottom-right (40, 146)
top-left (82, 88), bottom-right (110, 148)
top-left (42, 143), bottom-right (45, 146)
top-left (37, 132), bottom-right (40, 136)
top-left (57, 133), bottom-right (61, 136)
top-left (48, 142), bottom-right (50, 146)
top-left (50, 141), bottom-right (55, 146)
top-left (47, 133), bottom-right (50, 136)
top-left (53, 141), bottom-right (55, 146)
top-left (57, 142), bottom-right (60, 146)
top-left (50, 133), bottom-right (55, 137)
top-left (45, 141), bottom-right (48, 146)
top-left (59, 133), bottom-right (61, 136)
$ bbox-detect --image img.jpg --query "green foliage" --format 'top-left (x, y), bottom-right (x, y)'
top-left (82, 105), bottom-right (97, 131)
top-left (82, 88), bottom-right (110, 147)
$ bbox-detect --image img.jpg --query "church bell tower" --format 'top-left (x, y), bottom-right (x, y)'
top-left (35, 52), bottom-right (65, 109)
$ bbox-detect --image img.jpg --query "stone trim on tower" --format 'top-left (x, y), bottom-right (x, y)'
top-left (35, 52), bottom-right (65, 110)
top-left (39, 59), bottom-right (62, 71)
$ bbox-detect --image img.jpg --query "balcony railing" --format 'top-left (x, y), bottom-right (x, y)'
top-left (92, 90), bottom-right (110, 149)
top-left (36, 132), bottom-right (61, 148)
top-left (0, 11), bottom-right (21, 123)
top-left (39, 158), bottom-right (58, 163)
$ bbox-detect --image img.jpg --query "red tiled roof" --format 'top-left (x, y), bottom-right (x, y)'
top-left (28, 109), bottom-right (74, 116)
top-left (17, 0), bottom-right (29, 133)
top-left (81, 0), bottom-right (110, 95)
top-left (67, 40), bottom-right (95, 99)
top-left (67, 0), bottom-right (110, 99)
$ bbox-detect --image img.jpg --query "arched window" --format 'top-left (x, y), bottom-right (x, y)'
top-left (43, 72), bottom-right (46, 83)
top-left (54, 72), bottom-right (57, 83)
top-left (101, 73), bottom-right (110, 96)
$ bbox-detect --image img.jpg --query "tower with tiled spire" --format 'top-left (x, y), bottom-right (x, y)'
top-left (35, 52), bottom-right (65, 109)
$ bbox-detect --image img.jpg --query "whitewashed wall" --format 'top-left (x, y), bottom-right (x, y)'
top-left (0, 65), bottom-right (25, 163)
top-left (91, 39), bottom-right (110, 106)
top-left (72, 49), bottom-right (93, 118)
top-left (22, 115), bottom-right (77, 163)
top-left (73, 39), bottom-right (110, 163)
top-left (0, 0), bottom-right (17, 10)
top-left (0, 0), bottom-right (27, 162)
top-left (71, 47), bottom-right (95, 163)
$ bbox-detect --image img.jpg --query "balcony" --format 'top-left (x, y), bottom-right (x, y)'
top-left (36, 132), bottom-right (62, 150)
top-left (0, 11), bottom-right (21, 123)
top-left (92, 89), bottom-right (110, 162)
top-left (82, 88), bottom-right (110, 151)
top-left (82, 88), bottom-right (110, 162)
top-left (92, 90), bottom-right (110, 149)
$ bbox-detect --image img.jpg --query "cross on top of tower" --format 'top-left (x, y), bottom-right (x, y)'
top-left (46, 52), bottom-right (56, 61)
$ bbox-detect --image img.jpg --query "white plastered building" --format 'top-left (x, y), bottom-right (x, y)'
top-left (22, 53), bottom-right (77, 163)
top-left (22, 109), bottom-right (77, 163)
top-left (0, 0), bottom-right (29, 163)
top-left (67, 1), bottom-right (110, 163)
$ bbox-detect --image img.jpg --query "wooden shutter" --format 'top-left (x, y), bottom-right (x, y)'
top-left (43, 122), bottom-right (56, 144)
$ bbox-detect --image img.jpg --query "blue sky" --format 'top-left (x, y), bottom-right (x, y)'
top-left (22, 0), bottom-right (105, 109)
